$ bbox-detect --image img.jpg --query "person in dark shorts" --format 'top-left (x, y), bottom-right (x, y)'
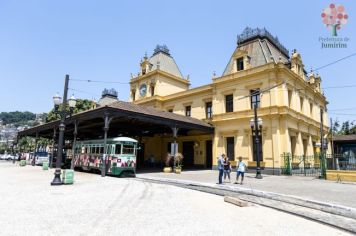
top-left (223, 155), bottom-right (231, 182)
top-left (217, 154), bottom-right (225, 184)
top-left (234, 156), bottom-right (247, 185)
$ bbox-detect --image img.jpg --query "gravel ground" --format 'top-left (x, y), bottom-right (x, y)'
top-left (0, 162), bottom-right (351, 236)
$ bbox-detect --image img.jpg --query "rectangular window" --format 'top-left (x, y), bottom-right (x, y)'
top-left (185, 106), bottom-right (191, 117)
top-left (288, 90), bottom-right (292, 107)
top-left (115, 144), bottom-right (122, 154)
top-left (108, 145), bottom-right (113, 155)
top-left (310, 103), bottom-right (313, 117)
top-left (225, 94), bottom-right (234, 113)
top-left (250, 89), bottom-right (260, 109)
top-left (300, 97), bottom-right (304, 113)
top-left (122, 145), bottom-right (135, 154)
top-left (236, 57), bottom-right (244, 71)
top-left (226, 137), bottom-right (235, 160)
top-left (132, 91), bottom-right (136, 101)
top-left (151, 85), bottom-right (155, 96)
top-left (206, 102), bottom-right (212, 119)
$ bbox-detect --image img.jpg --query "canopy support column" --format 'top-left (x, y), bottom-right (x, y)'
top-left (102, 114), bottom-right (113, 177)
top-left (49, 128), bottom-right (56, 168)
top-left (70, 121), bottom-right (79, 170)
top-left (171, 126), bottom-right (179, 170)
top-left (31, 132), bottom-right (39, 166)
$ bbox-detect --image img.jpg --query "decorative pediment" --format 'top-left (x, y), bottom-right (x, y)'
top-left (232, 49), bottom-right (248, 58)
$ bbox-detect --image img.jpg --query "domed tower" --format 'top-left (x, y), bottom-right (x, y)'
top-left (129, 45), bottom-right (190, 104)
top-left (222, 27), bottom-right (290, 76)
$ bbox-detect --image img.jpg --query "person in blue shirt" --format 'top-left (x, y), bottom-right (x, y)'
top-left (235, 156), bottom-right (247, 185)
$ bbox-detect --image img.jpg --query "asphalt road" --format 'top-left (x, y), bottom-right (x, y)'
top-left (0, 162), bottom-right (350, 236)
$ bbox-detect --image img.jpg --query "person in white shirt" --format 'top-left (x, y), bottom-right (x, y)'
top-left (234, 156), bottom-right (247, 185)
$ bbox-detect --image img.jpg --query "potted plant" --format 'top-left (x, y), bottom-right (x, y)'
top-left (163, 153), bottom-right (173, 173)
top-left (175, 164), bottom-right (183, 174)
top-left (174, 153), bottom-right (184, 174)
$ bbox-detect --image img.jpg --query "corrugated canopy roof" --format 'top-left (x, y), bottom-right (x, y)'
top-left (18, 100), bottom-right (213, 139)
top-left (333, 135), bottom-right (356, 142)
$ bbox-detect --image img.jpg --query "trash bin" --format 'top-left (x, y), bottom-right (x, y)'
top-left (62, 169), bottom-right (74, 184)
top-left (42, 162), bottom-right (49, 170)
top-left (20, 160), bottom-right (26, 167)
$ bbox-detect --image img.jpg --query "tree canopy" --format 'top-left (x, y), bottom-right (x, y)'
top-left (0, 111), bottom-right (36, 125)
top-left (331, 120), bottom-right (356, 135)
top-left (45, 99), bottom-right (94, 122)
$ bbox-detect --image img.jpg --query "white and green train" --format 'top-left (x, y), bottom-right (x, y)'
top-left (74, 137), bottom-right (138, 177)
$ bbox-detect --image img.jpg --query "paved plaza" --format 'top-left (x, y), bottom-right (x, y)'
top-left (0, 161), bottom-right (351, 236)
top-left (138, 169), bottom-right (356, 208)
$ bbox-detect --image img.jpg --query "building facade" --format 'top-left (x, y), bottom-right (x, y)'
top-left (129, 27), bottom-right (330, 172)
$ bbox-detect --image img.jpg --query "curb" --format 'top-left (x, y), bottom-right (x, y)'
top-left (136, 175), bottom-right (356, 220)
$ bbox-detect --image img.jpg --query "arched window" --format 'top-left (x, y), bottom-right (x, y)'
top-left (131, 90), bottom-right (136, 101)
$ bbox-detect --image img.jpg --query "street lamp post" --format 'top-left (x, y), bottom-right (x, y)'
top-left (12, 141), bottom-right (17, 164)
top-left (250, 104), bottom-right (263, 179)
top-left (51, 75), bottom-right (76, 186)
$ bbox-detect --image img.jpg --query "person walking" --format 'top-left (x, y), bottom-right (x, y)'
top-left (217, 154), bottom-right (225, 184)
top-left (223, 155), bottom-right (231, 182)
top-left (234, 156), bottom-right (247, 185)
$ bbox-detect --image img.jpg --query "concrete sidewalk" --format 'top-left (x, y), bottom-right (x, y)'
top-left (2, 162), bottom-right (351, 236)
top-left (137, 170), bottom-right (356, 209)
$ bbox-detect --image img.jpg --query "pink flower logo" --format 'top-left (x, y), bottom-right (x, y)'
top-left (321, 3), bottom-right (348, 36)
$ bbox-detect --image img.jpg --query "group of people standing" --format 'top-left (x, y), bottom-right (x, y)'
top-left (217, 154), bottom-right (246, 185)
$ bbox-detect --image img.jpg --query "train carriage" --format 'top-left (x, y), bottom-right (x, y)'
top-left (74, 137), bottom-right (138, 177)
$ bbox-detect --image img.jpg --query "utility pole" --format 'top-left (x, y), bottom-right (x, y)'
top-left (320, 108), bottom-right (326, 179)
top-left (51, 75), bottom-right (69, 185)
top-left (330, 118), bottom-right (334, 169)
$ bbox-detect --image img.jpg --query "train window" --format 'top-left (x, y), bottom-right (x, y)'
top-left (122, 145), bottom-right (134, 154)
top-left (115, 144), bottom-right (122, 154)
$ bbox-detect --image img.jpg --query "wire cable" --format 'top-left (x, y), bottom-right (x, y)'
top-left (70, 79), bottom-right (129, 84)
top-left (312, 52), bottom-right (356, 74)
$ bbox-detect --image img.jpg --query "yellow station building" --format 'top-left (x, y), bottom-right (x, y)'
top-left (129, 27), bottom-right (330, 172)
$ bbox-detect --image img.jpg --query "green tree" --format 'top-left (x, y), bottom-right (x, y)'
top-left (18, 136), bottom-right (35, 152)
top-left (331, 119), bottom-right (340, 135)
top-left (0, 111), bottom-right (36, 126)
top-left (37, 137), bottom-right (51, 151)
top-left (45, 99), bottom-right (93, 122)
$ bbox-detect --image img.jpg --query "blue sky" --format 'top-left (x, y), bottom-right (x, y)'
top-left (0, 0), bottom-right (355, 122)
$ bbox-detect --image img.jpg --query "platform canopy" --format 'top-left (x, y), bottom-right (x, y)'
top-left (18, 101), bottom-right (214, 140)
